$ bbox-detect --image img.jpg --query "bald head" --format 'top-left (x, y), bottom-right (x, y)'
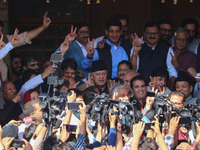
top-left (123, 70), bottom-right (138, 87)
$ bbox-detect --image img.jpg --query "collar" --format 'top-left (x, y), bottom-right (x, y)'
top-left (106, 39), bottom-right (121, 49)
top-left (145, 42), bottom-right (158, 50)
top-left (76, 40), bottom-right (86, 49)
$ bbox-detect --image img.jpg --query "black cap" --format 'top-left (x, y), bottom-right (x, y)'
top-left (92, 60), bottom-right (107, 72)
top-left (175, 71), bottom-right (195, 86)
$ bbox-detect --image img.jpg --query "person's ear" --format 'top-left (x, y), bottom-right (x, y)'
top-left (30, 112), bottom-right (34, 117)
top-left (23, 66), bottom-right (27, 70)
top-left (105, 30), bottom-right (108, 36)
top-left (189, 85), bottom-right (193, 93)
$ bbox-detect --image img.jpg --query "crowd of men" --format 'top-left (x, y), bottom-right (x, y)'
top-left (0, 12), bottom-right (200, 150)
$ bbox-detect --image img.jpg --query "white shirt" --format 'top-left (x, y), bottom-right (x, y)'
top-left (76, 40), bottom-right (88, 58)
top-left (0, 42), bottom-right (14, 60)
top-left (19, 74), bottom-right (44, 109)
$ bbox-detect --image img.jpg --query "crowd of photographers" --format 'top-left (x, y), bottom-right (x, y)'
top-left (1, 12), bottom-right (200, 150)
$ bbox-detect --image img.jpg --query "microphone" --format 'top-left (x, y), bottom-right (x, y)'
top-left (17, 117), bottom-right (36, 125)
top-left (54, 111), bottom-right (66, 129)
top-left (141, 109), bottom-right (155, 123)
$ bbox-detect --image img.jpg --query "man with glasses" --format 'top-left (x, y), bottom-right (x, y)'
top-left (170, 27), bottom-right (197, 77)
top-left (55, 21), bottom-right (91, 78)
top-left (169, 91), bottom-right (185, 110)
top-left (131, 21), bottom-right (177, 88)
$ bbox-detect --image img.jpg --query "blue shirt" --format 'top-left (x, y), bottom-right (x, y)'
top-left (82, 39), bottom-right (129, 78)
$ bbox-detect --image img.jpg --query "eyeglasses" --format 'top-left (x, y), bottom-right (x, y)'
top-left (171, 102), bottom-right (183, 105)
top-left (145, 32), bottom-right (159, 36)
top-left (176, 38), bottom-right (187, 42)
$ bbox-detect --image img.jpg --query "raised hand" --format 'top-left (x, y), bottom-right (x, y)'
top-left (60, 36), bottom-right (69, 55)
top-left (149, 76), bottom-right (156, 91)
top-left (42, 11), bottom-right (51, 29)
top-left (145, 96), bottom-right (155, 111)
top-left (108, 79), bottom-right (116, 96)
top-left (86, 38), bottom-right (95, 60)
top-left (0, 34), bottom-right (5, 50)
top-left (41, 65), bottom-right (53, 79)
top-left (73, 81), bottom-right (80, 88)
top-left (109, 113), bottom-right (117, 128)
top-left (170, 52), bottom-right (179, 68)
top-left (151, 116), bottom-right (161, 135)
top-left (22, 139), bottom-right (33, 150)
top-left (67, 90), bottom-right (76, 102)
top-left (12, 91), bottom-right (21, 103)
top-left (11, 28), bottom-right (20, 47)
top-left (168, 116), bottom-right (180, 136)
top-left (131, 33), bottom-right (143, 55)
top-left (86, 73), bottom-right (94, 88)
top-left (66, 26), bottom-right (77, 42)
top-left (2, 137), bottom-right (14, 150)
top-left (97, 39), bottom-right (106, 49)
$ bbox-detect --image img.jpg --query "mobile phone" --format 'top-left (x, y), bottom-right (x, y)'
top-left (65, 124), bottom-right (77, 132)
top-left (67, 102), bottom-right (82, 111)
top-left (144, 123), bottom-right (154, 130)
top-left (10, 139), bottom-right (25, 148)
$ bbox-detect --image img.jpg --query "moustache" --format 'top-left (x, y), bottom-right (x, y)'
top-left (149, 37), bottom-right (156, 40)
top-left (83, 36), bottom-right (89, 39)
top-left (119, 74), bottom-right (124, 77)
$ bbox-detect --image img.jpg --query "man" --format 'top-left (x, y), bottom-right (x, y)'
top-left (55, 22), bottom-right (90, 78)
top-left (175, 71), bottom-right (197, 106)
top-left (182, 18), bottom-right (199, 53)
top-left (130, 75), bottom-right (154, 116)
top-left (111, 84), bottom-right (131, 102)
top-left (158, 18), bottom-right (173, 46)
top-left (130, 75), bottom-right (147, 108)
top-left (23, 56), bottom-right (40, 73)
top-left (147, 66), bottom-right (171, 95)
top-left (116, 60), bottom-right (132, 84)
top-left (91, 60), bottom-right (109, 94)
top-left (0, 81), bottom-right (22, 126)
top-left (18, 100), bottom-right (43, 139)
top-left (171, 27), bottom-right (197, 77)
top-left (169, 91), bottom-right (185, 110)
top-left (10, 54), bottom-right (23, 82)
top-left (123, 70), bottom-right (138, 87)
top-left (131, 21), bottom-right (177, 87)
top-left (14, 56), bottom-right (40, 92)
top-left (82, 17), bottom-right (132, 79)
top-left (61, 58), bottom-right (85, 86)
top-left (23, 100), bottom-right (43, 124)
top-left (114, 14), bottom-right (130, 40)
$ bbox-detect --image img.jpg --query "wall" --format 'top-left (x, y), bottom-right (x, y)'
top-left (0, 1), bottom-right (8, 33)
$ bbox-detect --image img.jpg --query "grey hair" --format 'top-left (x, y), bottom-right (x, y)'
top-left (23, 100), bottom-right (40, 117)
top-left (174, 27), bottom-right (189, 38)
top-left (111, 84), bottom-right (131, 96)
